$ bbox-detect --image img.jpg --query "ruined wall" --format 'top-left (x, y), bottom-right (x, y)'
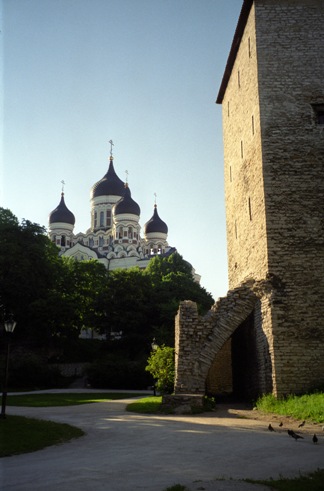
top-left (174, 280), bottom-right (274, 397)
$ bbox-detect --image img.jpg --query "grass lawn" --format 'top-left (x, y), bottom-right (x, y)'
top-left (163, 470), bottom-right (324, 491)
top-left (126, 396), bottom-right (163, 413)
top-left (7, 392), bottom-right (144, 407)
top-left (0, 415), bottom-right (84, 457)
top-left (256, 393), bottom-right (324, 423)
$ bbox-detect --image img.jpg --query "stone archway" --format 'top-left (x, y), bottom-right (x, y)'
top-left (171, 279), bottom-right (273, 405)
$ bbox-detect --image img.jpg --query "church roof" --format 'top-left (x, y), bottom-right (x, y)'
top-left (49, 193), bottom-right (75, 225)
top-left (114, 184), bottom-right (141, 216)
top-left (144, 205), bottom-right (168, 234)
top-left (91, 157), bottom-right (125, 199)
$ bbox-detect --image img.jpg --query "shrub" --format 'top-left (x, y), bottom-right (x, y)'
top-left (145, 345), bottom-right (175, 394)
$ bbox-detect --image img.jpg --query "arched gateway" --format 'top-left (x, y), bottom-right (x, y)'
top-left (165, 279), bottom-right (274, 409)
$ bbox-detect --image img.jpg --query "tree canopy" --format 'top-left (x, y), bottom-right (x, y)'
top-left (0, 208), bottom-right (214, 355)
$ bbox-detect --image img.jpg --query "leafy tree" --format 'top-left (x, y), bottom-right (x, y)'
top-left (0, 208), bottom-right (66, 344)
top-left (145, 344), bottom-right (175, 394)
top-left (145, 252), bottom-right (214, 346)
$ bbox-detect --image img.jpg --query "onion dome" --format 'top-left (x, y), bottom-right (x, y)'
top-left (114, 184), bottom-right (140, 216)
top-left (91, 157), bottom-right (125, 199)
top-left (49, 193), bottom-right (75, 225)
top-left (144, 205), bottom-right (168, 234)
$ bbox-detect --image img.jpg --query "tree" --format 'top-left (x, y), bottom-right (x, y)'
top-left (145, 252), bottom-right (214, 345)
top-left (145, 344), bottom-right (175, 394)
top-left (0, 208), bottom-right (65, 343)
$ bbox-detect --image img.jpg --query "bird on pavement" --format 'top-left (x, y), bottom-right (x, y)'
top-left (279, 422), bottom-right (283, 427)
top-left (288, 429), bottom-right (304, 441)
top-left (298, 420), bottom-right (306, 428)
top-left (268, 424), bottom-right (275, 432)
top-left (313, 434), bottom-right (318, 444)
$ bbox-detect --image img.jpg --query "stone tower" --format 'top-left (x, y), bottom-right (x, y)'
top-left (216, 0), bottom-right (324, 395)
top-left (171, 0), bottom-right (324, 404)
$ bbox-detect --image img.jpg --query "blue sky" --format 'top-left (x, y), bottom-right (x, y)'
top-left (1, 0), bottom-right (243, 301)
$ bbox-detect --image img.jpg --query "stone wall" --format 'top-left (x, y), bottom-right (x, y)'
top-left (174, 279), bottom-right (275, 398)
top-left (219, 0), bottom-right (324, 396)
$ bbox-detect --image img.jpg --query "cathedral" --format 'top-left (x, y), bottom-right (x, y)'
top-left (48, 146), bottom-right (199, 278)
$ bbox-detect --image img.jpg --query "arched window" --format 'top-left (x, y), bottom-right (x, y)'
top-left (99, 236), bottom-right (104, 247)
top-left (128, 227), bottom-right (132, 238)
top-left (94, 212), bottom-right (97, 229)
top-left (89, 237), bottom-right (94, 248)
top-left (61, 235), bottom-right (66, 246)
top-left (106, 209), bottom-right (111, 227)
top-left (100, 211), bottom-right (104, 227)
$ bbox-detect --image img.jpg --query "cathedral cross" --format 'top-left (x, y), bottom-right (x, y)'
top-left (61, 180), bottom-right (65, 193)
top-left (109, 139), bottom-right (114, 157)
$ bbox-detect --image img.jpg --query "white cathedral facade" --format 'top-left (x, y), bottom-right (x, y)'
top-left (48, 150), bottom-right (200, 280)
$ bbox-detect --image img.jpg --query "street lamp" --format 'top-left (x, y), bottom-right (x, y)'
top-left (1, 317), bottom-right (17, 419)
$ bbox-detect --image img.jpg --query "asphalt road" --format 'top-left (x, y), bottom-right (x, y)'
top-left (1, 390), bottom-right (323, 491)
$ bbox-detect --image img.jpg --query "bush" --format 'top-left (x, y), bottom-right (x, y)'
top-left (86, 355), bottom-right (151, 389)
top-left (7, 352), bottom-right (67, 390)
top-left (145, 345), bottom-right (175, 394)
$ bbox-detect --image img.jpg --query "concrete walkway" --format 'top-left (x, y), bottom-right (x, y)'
top-left (1, 389), bottom-right (323, 491)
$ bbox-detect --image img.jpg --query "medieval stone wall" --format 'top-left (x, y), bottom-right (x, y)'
top-left (221, 0), bottom-right (324, 395)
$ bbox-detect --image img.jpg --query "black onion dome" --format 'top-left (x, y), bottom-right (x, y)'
top-left (49, 193), bottom-right (75, 225)
top-left (114, 185), bottom-right (140, 216)
top-left (91, 158), bottom-right (125, 199)
top-left (144, 205), bottom-right (168, 234)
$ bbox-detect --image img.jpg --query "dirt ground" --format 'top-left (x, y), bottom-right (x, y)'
top-left (221, 404), bottom-right (323, 436)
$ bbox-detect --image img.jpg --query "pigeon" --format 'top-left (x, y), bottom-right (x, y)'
top-left (298, 420), bottom-right (306, 428)
top-left (288, 429), bottom-right (304, 441)
top-left (279, 422), bottom-right (283, 427)
top-left (268, 424), bottom-right (275, 432)
top-left (313, 434), bottom-right (318, 444)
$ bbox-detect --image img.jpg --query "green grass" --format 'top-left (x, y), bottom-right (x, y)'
top-left (126, 396), bottom-right (163, 413)
top-left (247, 469), bottom-right (324, 491)
top-left (7, 392), bottom-right (143, 407)
top-left (256, 393), bottom-right (324, 423)
top-left (0, 415), bottom-right (84, 457)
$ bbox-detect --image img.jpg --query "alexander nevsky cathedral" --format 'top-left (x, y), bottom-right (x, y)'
top-left (48, 143), bottom-right (200, 281)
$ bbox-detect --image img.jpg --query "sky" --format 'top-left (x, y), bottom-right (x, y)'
top-left (1, 0), bottom-right (243, 301)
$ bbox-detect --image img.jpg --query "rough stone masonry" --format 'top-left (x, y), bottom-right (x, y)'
top-left (172, 0), bottom-right (324, 403)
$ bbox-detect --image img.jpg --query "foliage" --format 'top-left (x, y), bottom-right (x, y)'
top-left (8, 352), bottom-right (66, 390)
top-left (126, 396), bottom-right (163, 413)
top-left (248, 469), bottom-right (324, 491)
top-left (256, 393), bottom-right (324, 423)
top-left (86, 354), bottom-right (151, 389)
top-left (6, 392), bottom-right (144, 407)
top-left (0, 209), bottom-right (215, 389)
top-left (0, 415), bottom-right (84, 457)
top-left (145, 345), bottom-right (175, 394)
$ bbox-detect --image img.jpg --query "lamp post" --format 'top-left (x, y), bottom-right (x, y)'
top-left (1, 317), bottom-right (17, 419)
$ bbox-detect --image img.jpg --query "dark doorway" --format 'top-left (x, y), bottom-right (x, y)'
top-left (231, 311), bottom-right (258, 401)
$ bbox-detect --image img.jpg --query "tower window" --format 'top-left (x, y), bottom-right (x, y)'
top-left (61, 235), bottom-right (66, 247)
top-left (248, 197), bottom-right (252, 221)
top-left (106, 209), bottom-right (111, 227)
top-left (312, 104), bottom-right (324, 125)
top-left (128, 227), bottom-right (132, 238)
top-left (94, 211), bottom-right (97, 229)
top-left (252, 115), bottom-right (255, 135)
top-left (100, 211), bottom-right (104, 227)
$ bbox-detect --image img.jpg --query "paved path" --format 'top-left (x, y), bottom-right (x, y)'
top-left (1, 390), bottom-right (323, 491)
